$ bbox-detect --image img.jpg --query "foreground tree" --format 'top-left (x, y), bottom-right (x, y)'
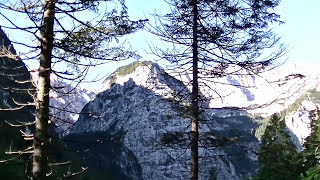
top-left (150, 0), bottom-right (285, 179)
top-left (0, 0), bottom-right (145, 179)
top-left (32, 1), bottom-right (55, 178)
top-left (303, 110), bottom-right (320, 167)
top-left (301, 110), bottom-right (320, 179)
top-left (255, 113), bottom-right (302, 180)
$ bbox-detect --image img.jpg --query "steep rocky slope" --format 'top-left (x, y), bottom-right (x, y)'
top-left (0, 27), bottom-right (93, 136)
top-left (170, 63), bottom-right (319, 116)
top-left (70, 62), bottom-right (260, 180)
top-left (29, 71), bottom-right (95, 136)
top-left (0, 27), bottom-right (34, 122)
top-left (0, 27), bottom-right (35, 178)
top-left (69, 61), bottom-right (320, 179)
top-left (284, 86), bottom-right (320, 150)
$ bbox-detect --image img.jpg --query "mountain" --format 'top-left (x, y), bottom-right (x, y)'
top-left (170, 62), bottom-right (319, 116)
top-left (284, 87), bottom-right (320, 150)
top-left (0, 25), bottom-right (95, 136)
top-left (0, 27), bottom-right (35, 178)
top-left (0, 27), bottom-right (94, 137)
top-left (30, 71), bottom-right (95, 136)
top-left (0, 27), bottom-right (34, 123)
top-left (69, 62), bottom-right (261, 179)
top-left (3, 23), bottom-right (319, 179)
top-left (2, 27), bottom-right (319, 179)
top-left (68, 61), bottom-right (320, 179)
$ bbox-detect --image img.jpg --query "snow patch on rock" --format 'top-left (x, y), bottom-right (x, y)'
top-left (30, 71), bottom-right (95, 135)
top-left (286, 100), bottom-right (319, 149)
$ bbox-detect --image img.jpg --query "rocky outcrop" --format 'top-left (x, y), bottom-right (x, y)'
top-left (30, 71), bottom-right (95, 136)
top-left (70, 62), bottom-right (259, 180)
top-left (0, 27), bottom-right (34, 123)
top-left (0, 27), bottom-right (35, 178)
top-left (285, 89), bottom-right (320, 150)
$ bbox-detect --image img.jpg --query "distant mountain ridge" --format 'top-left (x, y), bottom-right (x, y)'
top-left (30, 71), bottom-right (95, 135)
top-left (169, 62), bottom-right (320, 115)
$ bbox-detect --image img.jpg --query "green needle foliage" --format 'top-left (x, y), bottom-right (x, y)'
top-left (251, 110), bottom-right (320, 180)
top-left (253, 113), bottom-right (302, 180)
top-left (303, 110), bottom-right (320, 168)
top-left (0, 0), bottom-right (147, 179)
top-left (300, 110), bottom-right (320, 179)
top-left (302, 165), bottom-right (320, 180)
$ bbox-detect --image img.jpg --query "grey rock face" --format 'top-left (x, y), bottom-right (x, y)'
top-left (30, 70), bottom-right (95, 136)
top-left (49, 77), bottom-right (95, 135)
top-left (285, 91), bottom-right (320, 150)
top-left (0, 27), bottom-right (34, 122)
top-left (70, 62), bottom-right (259, 180)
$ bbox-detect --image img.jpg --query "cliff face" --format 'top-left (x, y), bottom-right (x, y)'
top-left (0, 27), bottom-right (35, 178)
top-left (2, 24), bottom-right (318, 178)
top-left (284, 87), bottom-right (320, 150)
top-left (1, 26), bottom-right (319, 179)
top-left (30, 71), bottom-right (95, 136)
top-left (70, 62), bottom-right (260, 180)
top-left (170, 63), bottom-right (320, 116)
top-left (0, 27), bottom-right (34, 123)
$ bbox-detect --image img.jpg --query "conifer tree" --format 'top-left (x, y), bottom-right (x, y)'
top-left (301, 110), bottom-right (320, 179)
top-left (0, 0), bottom-right (145, 179)
top-left (150, 0), bottom-right (285, 179)
top-left (255, 113), bottom-right (301, 180)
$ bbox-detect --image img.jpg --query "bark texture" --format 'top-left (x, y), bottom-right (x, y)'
top-left (191, 0), bottom-right (199, 179)
top-left (32, 0), bottom-right (55, 179)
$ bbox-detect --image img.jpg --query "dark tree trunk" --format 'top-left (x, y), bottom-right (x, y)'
top-left (191, 0), bottom-right (199, 179)
top-left (32, 0), bottom-right (55, 179)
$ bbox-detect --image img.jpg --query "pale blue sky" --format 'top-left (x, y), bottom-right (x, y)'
top-left (273, 0), bottom-right (320, 64)
top-left (1, 0), bottom-right (319, 89)
top-left (126, 0), bottom-right (320, 65)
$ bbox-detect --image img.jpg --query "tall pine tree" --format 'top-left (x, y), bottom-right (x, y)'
top-left (0, 0), bottom-right (145, 179)
top-left (150, 0), bottom-right (285, 179)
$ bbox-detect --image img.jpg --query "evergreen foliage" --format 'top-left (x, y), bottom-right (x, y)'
top-left (0, 124), bottom-right (30, 180)
top-left (253, 113), bottom-right (302, 180)
top-left (251, 110), bottom-right (320, 180)
top-left (151, 0), bottom-right (285, 178)
top-left (303, 110), bottom-right (320, 168)
top-left (301, 165), bottom-right (320, 180)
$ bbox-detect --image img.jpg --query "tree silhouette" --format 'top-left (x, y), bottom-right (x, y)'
top-left (150, 0), bottom-right (286, 179)
top-left (0, 0), bottom-right (146, 179)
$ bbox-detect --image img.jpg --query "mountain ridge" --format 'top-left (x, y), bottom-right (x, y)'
top-left (69, 61), bottom-right (320, 179)
top-left (70, 61), bottom-right (262, 179)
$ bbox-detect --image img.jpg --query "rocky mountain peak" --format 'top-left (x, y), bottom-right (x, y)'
top-left (97, 61), bottom-right (190, 102)
top-left (99, 61), bottom-right (155, 91)
top-left (70, 61), bottom-right (260, 180)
